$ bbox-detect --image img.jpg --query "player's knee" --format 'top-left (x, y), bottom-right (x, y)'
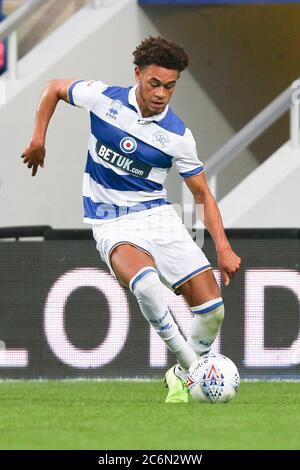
top-left (129, 266), bottom-right (179, 339)
top-left (129, 266), bottom-right (161, 308)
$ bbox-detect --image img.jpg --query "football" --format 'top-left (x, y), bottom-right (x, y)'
top-left (187, 353), bottom-right (240, 403)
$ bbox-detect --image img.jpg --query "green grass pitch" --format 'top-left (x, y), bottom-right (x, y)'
top-left (0, 380), bottom-right (299, 450)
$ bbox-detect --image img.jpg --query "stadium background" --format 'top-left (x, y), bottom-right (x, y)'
top-left (0, 228), bottom-right (299, 379)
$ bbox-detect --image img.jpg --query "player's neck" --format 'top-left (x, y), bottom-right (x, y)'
top-left (135, 88), bottom-right (159, 118)
top-left (135, 97), bottom-right (154, 118)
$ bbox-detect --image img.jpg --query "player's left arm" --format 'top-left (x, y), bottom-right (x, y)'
top-left (21, 79), bottom-right (77, 176)
top-left (184, 172), bottom-right (241, 285)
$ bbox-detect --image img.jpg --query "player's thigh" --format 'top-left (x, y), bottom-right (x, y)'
top-left (178, 269), bottom-right (221, 307)
top-left (110, 243), bottom-right (155, 288)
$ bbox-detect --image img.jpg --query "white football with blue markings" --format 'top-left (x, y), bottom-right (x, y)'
top-left (187, 352), bottom-right (240, 403)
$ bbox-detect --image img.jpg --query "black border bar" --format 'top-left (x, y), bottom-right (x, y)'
top-left (0, 450), bottom-right (298, 465)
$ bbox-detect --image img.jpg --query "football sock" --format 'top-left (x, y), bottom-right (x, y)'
top-left (129, 267), bottom-right (197, 371)
top-left (188, 298), bottom-right (224, 356)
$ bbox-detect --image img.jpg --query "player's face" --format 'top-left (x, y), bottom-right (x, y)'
top-left (135, 65), bottom-right (179, 117)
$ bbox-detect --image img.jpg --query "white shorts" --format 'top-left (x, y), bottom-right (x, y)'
top-left (92, 204), bottom-right (211, 295)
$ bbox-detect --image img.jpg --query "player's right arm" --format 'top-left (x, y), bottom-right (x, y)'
top-left (21, 79), bottom-right (77, 177)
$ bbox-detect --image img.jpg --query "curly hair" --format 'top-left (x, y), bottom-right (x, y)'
top-left (133, 36), bottom-right (189, 72)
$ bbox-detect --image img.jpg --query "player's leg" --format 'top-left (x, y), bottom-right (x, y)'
top-left (110, 243), bottom-right (156, 287)
top-left (110, 244), bottom-right (197, 402)
top-left (178, 268), bottom-right (224, 357)
top-left (137, 206), bottom-right (222, 402)
top-left (149, 210), bottom-right (223, 390)
top-left (165, 269), bottom-right (224, 390)
top-left (163, 269), bottom-right (224, 396)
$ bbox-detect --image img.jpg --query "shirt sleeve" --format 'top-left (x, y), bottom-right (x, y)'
top-left (174, 128), bottom-right (204, 178)
top-left (67, 80), bottom-right (108, 111)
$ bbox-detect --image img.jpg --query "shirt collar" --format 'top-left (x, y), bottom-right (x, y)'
top-left (128, 85), bottom-right (169, 122)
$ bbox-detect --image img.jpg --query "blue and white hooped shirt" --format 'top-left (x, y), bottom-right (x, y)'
top-left (67, 80), bottom-right (204, 224)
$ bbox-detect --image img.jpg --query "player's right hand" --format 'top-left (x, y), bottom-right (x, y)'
top-left (21, 141), bottom-right (46, 177)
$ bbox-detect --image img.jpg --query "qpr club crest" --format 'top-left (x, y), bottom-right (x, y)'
top-left (152, 131), bottom-right (170, 149)
top-left (120, 137), bottom-right (137, 154)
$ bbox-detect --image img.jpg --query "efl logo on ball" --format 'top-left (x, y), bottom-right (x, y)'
top-left (120, 137), bottom-right (137, 154)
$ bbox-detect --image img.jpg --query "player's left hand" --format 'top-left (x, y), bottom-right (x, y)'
top-left (217, 245), bottom-right (241, 286)
top-left (21, 140), bottom-right (46, 177)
